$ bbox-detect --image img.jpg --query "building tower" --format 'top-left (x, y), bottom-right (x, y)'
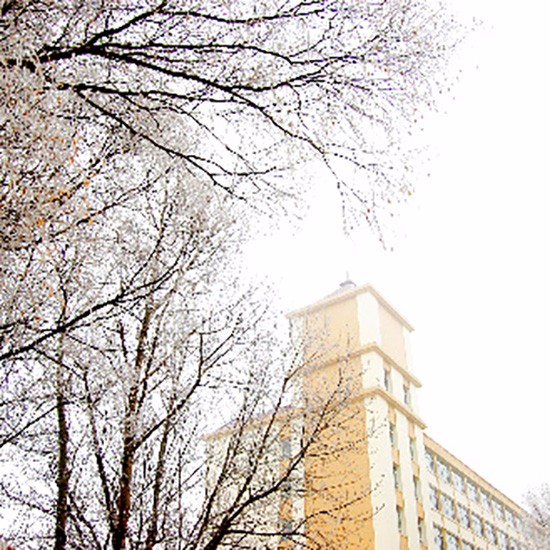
top-left (288, 281), bottom-right (529, 549)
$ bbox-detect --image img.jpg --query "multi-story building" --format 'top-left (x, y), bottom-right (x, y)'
top-left (283, 280), bottom-right (537, 549)
top-left (206, 280), bottom-right (543, 549)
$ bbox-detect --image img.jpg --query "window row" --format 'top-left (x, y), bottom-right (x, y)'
top-left (397, 506), bottom-right (427, 545)
top-left (430, 487), bottom-right (522, 549)
top-left (434, 525), bottom-right (472, 550)
top-left (389, 423), bottom-right (418, 464)
top-left (434, 524), bottom-right (524, 550)
top-left (397, 506), bottom-right (432, 545)
top-left (383, 370), bottom-right (411, 406)
top-left (392, 464), bottom-right (422, 501)
top-left (425, 450), bottom-right (522, 530)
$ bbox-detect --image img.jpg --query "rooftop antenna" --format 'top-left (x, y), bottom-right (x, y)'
top-left (339, 271), bottom-right (355, 290)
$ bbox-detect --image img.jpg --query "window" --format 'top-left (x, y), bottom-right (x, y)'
top-left (467, 479), bottom-right (478, 502)
top-left (389, 423), bottom-right (397, 448)
top-left (446, 532), bottom-right (459, 550)
top-left (457, 503), bottom-right (470, 528)
top-left (417, 517), bottom-right (425, 544)
top-left (471, 512), bottom-right (483, 535)
top-left (397, 506), bottom-right (406, 534)
top-left (409, 437), bottom-right (417, 462)
top-left (403, 384), bottom-right (411, 406)
top-left (413, 476), bottom-right (422, 500)
top-left (452, 469), bottom-right (465, 492)
top-left (437, 458), bottom-right (450, 483)
top-left (393, 464), bottom-right (401, 490)
top-left (426, 449), bottom-right (435, 472)
top-left (480, 490), bottom-right (491, 512)
top-left (516, 517), bottom-right (524, 533)
top-left (441, 493), bottom-right (455, 519)
top-left (493, 499), bottom-right (504, 520)
top-left (497, 529), bottom-right (508, 549)
top-left (281, 439), bottom-right (292, 458)
top-left (505, 507), bottom-right (515, 527)
top-left (384, 369), bottom-right (392, 392)
top-left (281, 519), bottom-right (293, 539)
top-left (485, 522), bottom-right (496, 544)
top-left (281, 479), bottom-right (292, 497)
top-left (434, 525), bottom-right (444, 550)
top-left (430, 485), bottom-right (439, 509)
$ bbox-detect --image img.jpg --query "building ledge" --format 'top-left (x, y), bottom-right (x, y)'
top-left (294, 342), bottom-right (422, 388)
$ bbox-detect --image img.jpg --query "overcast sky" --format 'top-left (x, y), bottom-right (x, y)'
top-left (247, 0), bottom-right (550, 505)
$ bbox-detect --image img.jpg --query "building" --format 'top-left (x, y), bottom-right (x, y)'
top-left (284, 281), bottom-right (535, 549)
top-left (206, 281), bottom-right (542, 549)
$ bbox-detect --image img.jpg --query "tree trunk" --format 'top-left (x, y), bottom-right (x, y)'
top-left (112, 306), bottom-right (153, 550)
top-left (112, 442), bottom-right (135, 550)
top-left (54, 345), bottom-right (69, 550)
top-left (145, 417), bottom-right (171, 550)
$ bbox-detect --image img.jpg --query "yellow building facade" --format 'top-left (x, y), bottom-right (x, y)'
top-left (285, 281), bottom-right (534, 550)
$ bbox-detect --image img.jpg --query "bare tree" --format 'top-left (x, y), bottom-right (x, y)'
top-left (1, 0), bottom-right (456, 239)
top-left (0, 168), bottom-right (244, 547)
top-left (0, 0), bottom-right (459, 424)
top-left (524, 484), bottom-right (550, 549)
top-left (1, 213), bottom-right (371, 550)
top-left (0, 162), bottom-right (378, 548)
top-left (0, 1), bottom-right (459, 548)
top-left (0, 0), bottom-right (459, 411)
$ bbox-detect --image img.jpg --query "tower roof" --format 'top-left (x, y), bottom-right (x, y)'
top-left (287, 281), bottom-right (414, 332)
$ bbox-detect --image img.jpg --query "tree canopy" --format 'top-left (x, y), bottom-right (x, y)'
top-left (0, 1), bottom-right (458, 548)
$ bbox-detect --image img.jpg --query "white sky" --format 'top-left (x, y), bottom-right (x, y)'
top-left (247, 0), bottom-right (550, 505)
